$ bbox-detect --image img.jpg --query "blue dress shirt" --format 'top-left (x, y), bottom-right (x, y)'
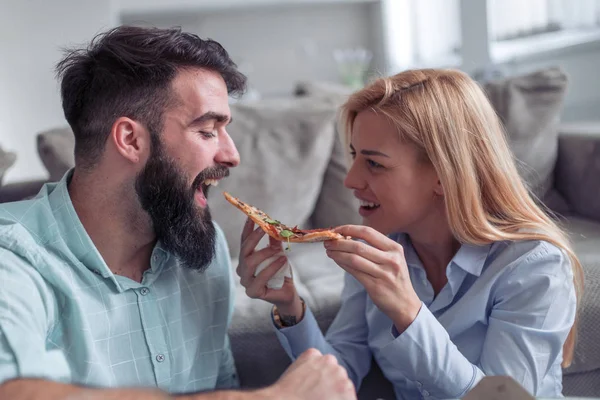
top-left (273, 233), bottom-right (576, 399)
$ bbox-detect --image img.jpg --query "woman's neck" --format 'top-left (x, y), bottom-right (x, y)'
top-left (408, 222), bottom-right (461, 296)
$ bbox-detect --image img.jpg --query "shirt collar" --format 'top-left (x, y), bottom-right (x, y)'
top-left (391, 232), bottom-right (492, 277)
top-left (451, 241), bottom-right (492, 277)
top-left (47, 169), bottom-right (170, 290)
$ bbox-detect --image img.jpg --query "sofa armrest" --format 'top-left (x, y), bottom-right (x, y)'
top-left (0, 179), bottom-right (47, 203)
top-left (554, 122), bottom-right (600, 222)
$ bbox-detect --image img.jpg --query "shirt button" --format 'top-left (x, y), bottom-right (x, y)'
top-left (156, 354), bottom-right (165, 362)
top-left (140, 287), bottom-right (149, 296)
top-left (152, 254), bottom-right (159, 263)
top-left (92, 269), bottom-right (101, 275)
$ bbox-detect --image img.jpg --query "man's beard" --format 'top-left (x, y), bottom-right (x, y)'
top-left (135, 139), bottom-right (228, 272)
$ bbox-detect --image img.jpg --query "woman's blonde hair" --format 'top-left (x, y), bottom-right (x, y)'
top-left (340, 68), bottom-right (583, 368)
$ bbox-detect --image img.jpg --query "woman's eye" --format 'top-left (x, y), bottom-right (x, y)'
top-left (367, 159), bottom-right (383, 168)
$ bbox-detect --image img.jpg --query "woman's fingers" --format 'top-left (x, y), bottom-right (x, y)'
top-left (240, 227), bottom-right (267, 258)
top-left (326, 249), bottom-right (381, 279)
top-left (245, 255), bottom-right (288, 298)
top-left (325, 238), bottom-right (391, 265)
top-left (240, 245), bottom-right (282, 282)
top-left (333, 225), bottom-right (399, 252)
top-left (269, 235), bottom-right (283, 250)
top-left (241, 216), bottom-right (255, 243)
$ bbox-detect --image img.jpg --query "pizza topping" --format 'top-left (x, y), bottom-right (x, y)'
top-left (223, 192), bottom-right (345, 243)
top-left (279, 230), bottom-right (294, 238)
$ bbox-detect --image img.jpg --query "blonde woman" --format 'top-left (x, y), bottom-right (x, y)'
top-left (237, 69), bottom-right (583, 399)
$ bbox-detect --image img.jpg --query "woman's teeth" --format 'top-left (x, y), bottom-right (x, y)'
top-left (360, 200), bottom-right (380, 209)
top-left (203, 179), bottom-right (219, 187)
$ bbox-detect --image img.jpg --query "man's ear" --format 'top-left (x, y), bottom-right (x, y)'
top-left (110, 117), bottom-right (150, 164)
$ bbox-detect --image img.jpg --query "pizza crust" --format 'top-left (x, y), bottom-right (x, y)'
top-left (223, 192), bottom-right (345, 243)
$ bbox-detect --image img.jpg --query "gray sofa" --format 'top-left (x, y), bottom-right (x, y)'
top-left (0, 68), bottom-right (599, 399)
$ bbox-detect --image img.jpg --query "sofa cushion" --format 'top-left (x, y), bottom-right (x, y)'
top-left (209, 98), bottom-right (339, 258)
top-left (37, 127), bottom-right (75, 181)
top-left (0, 145), bottom-right (17, 187)
top-left (309, 131), bottom-right (362, 233)
top-left (483, 67), bottom-right (568, 199)
top-left (294, 81), bottom-right (362, 229)
top-left (561, 216), bottom-right (600, 375)
top-left (294, 80), bottom-right (354, 104)
top-left (554, 123), bottom-right (600, 222)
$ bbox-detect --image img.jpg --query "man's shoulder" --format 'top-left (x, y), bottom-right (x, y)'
top-left (0, 187), bottom-right (68, 270)
top-left (0, 196), bottom-right (56, 248)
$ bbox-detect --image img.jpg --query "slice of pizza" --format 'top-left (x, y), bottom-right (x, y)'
top-left (223, 192), bottom-right (345, 243)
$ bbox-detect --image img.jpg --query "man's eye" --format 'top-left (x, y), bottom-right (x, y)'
top-left (200, 130), bottom-right (216, 138)
top-left (349, 151), bottom-right (356, 159)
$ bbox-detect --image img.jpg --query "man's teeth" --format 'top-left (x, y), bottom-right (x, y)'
top-left (203, 179), bottom-right (219, 187)
top-left (360, 200), bottom-right (380, 208)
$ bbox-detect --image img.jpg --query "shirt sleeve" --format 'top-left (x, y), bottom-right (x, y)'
top-left (273, 273), bottom-right (373, 389)
top-left (378, 242), bottom-right (576, 399)
top-left (0, 247), bottom-right (70, 385)
top-left (215, 335), bottom-right (240, 389)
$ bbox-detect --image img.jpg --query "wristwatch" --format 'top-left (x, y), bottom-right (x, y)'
top-left (273, 299), bottom-right (306, 328)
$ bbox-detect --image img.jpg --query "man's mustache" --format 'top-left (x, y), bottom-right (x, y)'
top-left (192, 165), bottom-right (230, 190)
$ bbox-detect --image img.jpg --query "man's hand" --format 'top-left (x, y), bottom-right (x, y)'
top-left (265, 349), bottom-right (356, 400)
top-left (0, 351), bottom-right (357, 400)
top-left (236, 217), bottom-right (302, 316)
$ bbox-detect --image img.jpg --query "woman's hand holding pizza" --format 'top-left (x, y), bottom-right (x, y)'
top-left (324, 225), bottom-right (422, 333)
top-left (237, 216), bottom-right (304, 317)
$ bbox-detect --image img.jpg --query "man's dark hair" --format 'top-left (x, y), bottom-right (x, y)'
top-left (56, 25), bottom-right (247, 168)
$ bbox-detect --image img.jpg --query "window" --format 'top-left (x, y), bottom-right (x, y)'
top-left (381, 0), bottom-right (600, 74)
top-left (382, 0), bottom-right (461, 73)
top-left (487, 0), bottom-right (600, 62)
top-left (488, 0), bottom-right (600, 42)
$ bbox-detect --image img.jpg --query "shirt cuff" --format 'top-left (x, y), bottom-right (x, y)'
top-left (271, 305), bottom-right (325, 360)
top-left (380, 302), bottom-right (478, 399)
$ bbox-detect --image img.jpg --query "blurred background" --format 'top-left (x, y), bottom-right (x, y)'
top-left (1, 0), bottom-right (600, 184)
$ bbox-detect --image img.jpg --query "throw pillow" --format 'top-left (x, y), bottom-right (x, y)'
top-left (37, 127), bottom-right (75, 181)
top-left (483, 67), bottom-right (568, 200)
top-left (294, 80), bottom-right (362, 229)
top-left (209, 97), bottom-right (339, 258)
top-left (0, 145), bottom-right (17, 187)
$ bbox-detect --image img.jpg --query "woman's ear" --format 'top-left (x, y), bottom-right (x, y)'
top-left (434, 178), bottom-right (444, 196)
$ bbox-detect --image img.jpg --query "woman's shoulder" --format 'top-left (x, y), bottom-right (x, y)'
top-left (486, 239), bottom-right (571, 280)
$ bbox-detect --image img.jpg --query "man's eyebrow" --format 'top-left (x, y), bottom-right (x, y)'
top-left (349, 144), bottom-right (390, 158)
top-left (188, 111), bottom-right (232, 126)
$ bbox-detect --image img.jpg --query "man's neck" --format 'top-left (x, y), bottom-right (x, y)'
top-left (68, 168), bottom-right (156, 283)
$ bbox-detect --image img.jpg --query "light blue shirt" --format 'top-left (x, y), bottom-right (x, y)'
top-left (0, 172), bottom-right (239, 392)
top-left (274, 233), bottom-right (576, 400)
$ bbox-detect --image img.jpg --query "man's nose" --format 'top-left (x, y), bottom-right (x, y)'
top-left (216, 130), bottom-right (240, 168)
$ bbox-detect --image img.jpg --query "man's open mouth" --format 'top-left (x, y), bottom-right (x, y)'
top-left (194, 169), bottom-right (230, 206)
